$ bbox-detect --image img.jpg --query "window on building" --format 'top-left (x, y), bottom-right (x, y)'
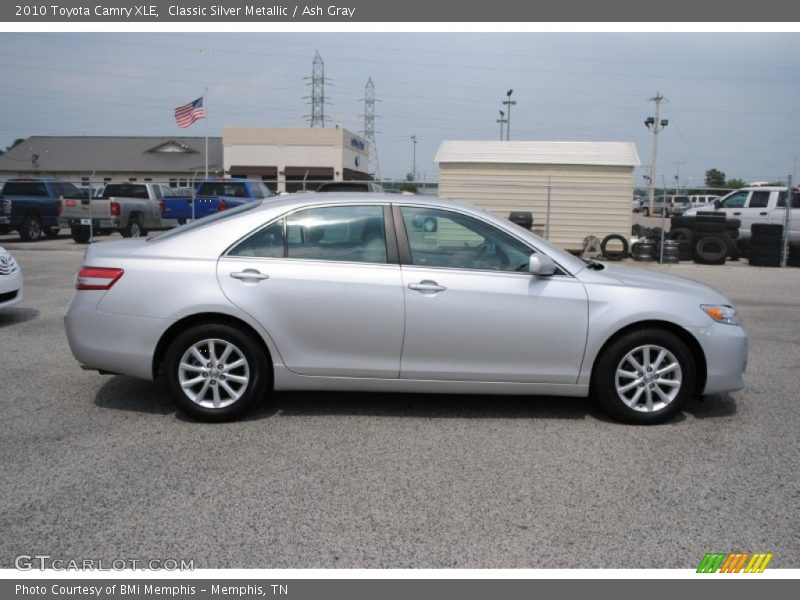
top-left (103, 177), bottom-right (112, 183)
top-left (144, 177), bottom-right (153, 182)
top-left (169, 178), bottom-right (178, 188)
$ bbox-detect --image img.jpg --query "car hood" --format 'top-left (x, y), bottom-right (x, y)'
top-left (588, 263), bottom-right (731, 303)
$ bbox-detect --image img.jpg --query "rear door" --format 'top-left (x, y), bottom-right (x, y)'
top-left (772, 190), bottom-right (800, 243)
top-left (218, 203), bottom-right (405, 378)
top-left (739, 189), bottom-right (772, 236)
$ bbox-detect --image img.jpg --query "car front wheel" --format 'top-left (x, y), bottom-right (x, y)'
top-left (593, 328), bottom-right (696, 424)
top-left (164, 323), bottom-right (270, 421)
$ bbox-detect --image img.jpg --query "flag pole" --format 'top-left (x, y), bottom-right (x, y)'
top-left (204, 85), bottom-right (209, 179)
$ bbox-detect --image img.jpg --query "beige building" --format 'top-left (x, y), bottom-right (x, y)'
top-left (435, 141), bottom-right (640, 251)
top-left (223, 127), bottom-right (371, 192)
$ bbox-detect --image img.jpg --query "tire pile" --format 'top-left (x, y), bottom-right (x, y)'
top-left (749, 223), bottom-right (784, 268)
top-left (667, 212), bottom-right (740, 265)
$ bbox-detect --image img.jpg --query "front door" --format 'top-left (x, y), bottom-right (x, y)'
top-left (395, 206), bottom-right (589, 384)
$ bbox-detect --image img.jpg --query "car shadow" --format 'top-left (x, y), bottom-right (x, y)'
top-left (272, 391), bottom-right (598, 421)
top-left (93, 376), bottom-right (738, 424)
top-left (0, 306), bottom-right (38, 328)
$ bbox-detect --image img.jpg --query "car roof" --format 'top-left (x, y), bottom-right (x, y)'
top-left (255, 192), bottom-right (478, 213)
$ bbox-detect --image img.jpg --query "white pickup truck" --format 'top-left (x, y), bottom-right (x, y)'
top-left (682, 186), bottom-right (799, 243)
top-left (59, 182), bottom-right (175, 242)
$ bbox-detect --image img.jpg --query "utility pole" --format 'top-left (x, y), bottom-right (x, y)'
top-left (672, 161), bottom-right (683, 191)
top-left (361, 77), bottom-right (381, 181)
top-left (304, 51), bottom-right (329, 127)
top-left (496, 110), bottom-right (507, 141)
top-left (410, 135), bottom-right (417, 181)
top-left (503, 89), bottom-right (516, 141)
top-left (644, 92), bottom-right (668, 215)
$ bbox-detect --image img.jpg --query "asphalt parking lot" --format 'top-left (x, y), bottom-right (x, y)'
top-left (1, 230), bottom-right (798, 569)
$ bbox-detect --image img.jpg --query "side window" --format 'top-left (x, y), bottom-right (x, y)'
top-left (228, 220), bottom-right (284, 258)
top-left (152, 186), bottom-right (163, 201)
top-left (719, 191), bottom-right (748, 209)
top-left (286, 205), bottom-right (387, 264)
top-left (400, 206), bottom-right (533, 272)
top-left (777, 191), bottom-right (800, 208)
top-left (748, 191), bottom-right (770, 208)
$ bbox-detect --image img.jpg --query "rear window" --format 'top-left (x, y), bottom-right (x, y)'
top-left (2, 181), bottom-right (48, 196)
top-left (149, 199), bottom-right (263, 242)
top-left (197, 182), bottom-right (250, 198)
top-left (102, 184), bottom-right (149, 199)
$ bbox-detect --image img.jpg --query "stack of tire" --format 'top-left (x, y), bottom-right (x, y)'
top-left (789, 245), bottom-right (800, 268)
top-left (669, 212), bottom-right (739, 265)
top-left (630, 224), bottom-right (666, 262)
top-left (749, 224), bottom-right (783, 267)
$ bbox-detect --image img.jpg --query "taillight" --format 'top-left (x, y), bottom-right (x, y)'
top-left (159, 200), bottom-right (165, 214)
top-left (218, 199), bottom-right (227, 211)
top-left (66, 198), bottom-right (76, 207)
top-left (110, 201), bottom-right (121, 217)
top-left (75, 267), bottom-right (124, 291)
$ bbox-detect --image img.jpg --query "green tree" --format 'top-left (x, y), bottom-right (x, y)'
top-left (704, 168), bottom-right (726, 187)
top-left (0, 137), bottom-right (24, 156)
top-left (725, 178), bottom-right (747, 189)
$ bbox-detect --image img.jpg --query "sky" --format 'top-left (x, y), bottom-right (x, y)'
top-left (1, 32), bottom-right (799, 185)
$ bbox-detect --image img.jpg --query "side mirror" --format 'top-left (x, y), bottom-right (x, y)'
top-left (713, 199), bottom-right (722, 209)
top-left (529, 254), bottom-right (556, 276)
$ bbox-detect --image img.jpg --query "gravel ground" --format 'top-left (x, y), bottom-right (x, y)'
top-left (0, 231), bottom-right (798, 569)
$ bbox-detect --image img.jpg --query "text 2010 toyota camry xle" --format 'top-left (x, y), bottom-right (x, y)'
top-left (65, 194), bottom-right (747, 424)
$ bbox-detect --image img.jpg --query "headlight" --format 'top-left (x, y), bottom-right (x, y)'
top-left (701, 304), bottom-right (739, 325)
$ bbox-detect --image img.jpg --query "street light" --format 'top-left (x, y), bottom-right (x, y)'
top-left (502, 89), bottom-right (516, 141)
top-left (496, 110), bottom-right (507, 141)
top-left (410, 135), bottom-right (417, 182)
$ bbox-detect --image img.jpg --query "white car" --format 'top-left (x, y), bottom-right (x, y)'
top-left (688, 194), bottom-right (720, 209)
top-left (0, 246), bottom-right (23, 308)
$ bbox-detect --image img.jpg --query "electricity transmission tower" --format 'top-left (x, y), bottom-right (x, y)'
top-left (361, 77), bottom-right (381, 180)
top-left (304, 51), bottom-right (329, 127)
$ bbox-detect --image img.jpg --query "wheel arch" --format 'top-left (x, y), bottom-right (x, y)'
top-left (589, 320), bottom-right (707, 397)
top-left (152, 312), bottom-right (274, 383)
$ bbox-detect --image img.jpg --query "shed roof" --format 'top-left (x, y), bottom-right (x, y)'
top-left (0, 136), bottom-right (223, 174)
top-left (435, 141), bottom-right (640, 167)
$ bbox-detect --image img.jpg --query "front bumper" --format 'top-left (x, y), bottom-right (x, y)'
top-left (687, 322), bottom-right (748, 395)
top-left (0, 269), bottom-right (23, 308)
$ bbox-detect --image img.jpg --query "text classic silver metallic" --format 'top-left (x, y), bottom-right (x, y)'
top-left (64, 194), bottom-right (748, 424)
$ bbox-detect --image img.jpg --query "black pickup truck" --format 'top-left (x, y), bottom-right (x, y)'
top-left (0, 179), bottom-right (85, 241)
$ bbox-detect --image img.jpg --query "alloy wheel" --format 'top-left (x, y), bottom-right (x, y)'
top-left (614, 344), bottom-right (682, 413)
top-left (178, 338), bottom-right (250, 409)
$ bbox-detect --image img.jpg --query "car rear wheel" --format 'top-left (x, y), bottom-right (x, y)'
top-left (19, 214), bottom-right (43, 241)
top-left (593, 328), bottom-right (696, 424)
top-left (164, 323), bottom-right (270, 421)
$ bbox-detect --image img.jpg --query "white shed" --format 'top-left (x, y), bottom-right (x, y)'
top-left (435, 141), bottom-right (641, 251)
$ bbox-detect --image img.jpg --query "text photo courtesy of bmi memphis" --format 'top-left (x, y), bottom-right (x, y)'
top-left (1, 1), bottom-right (800, 595)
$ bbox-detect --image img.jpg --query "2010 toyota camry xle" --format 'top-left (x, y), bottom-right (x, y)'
top-left (65, 194), bottom-right (748, 424)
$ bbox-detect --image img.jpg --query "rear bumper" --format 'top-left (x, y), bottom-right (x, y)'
top-left (687, 322), bottom-right (748, 395)
top-left (0, 216), bottom-right (10, 226)
top-left (59, 217), bottom-right (117, 229)
top-left (64, 291), bottom-right (165, 380)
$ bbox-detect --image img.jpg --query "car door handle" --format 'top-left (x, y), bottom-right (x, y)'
top-left (759, 212), bottom-right (768, 216)
top-left (408, 280), bottom-right (446, 293)
top-left (230, 269), bottom-right (270, 282)
top-left (733, 211), bottom-right (741, 215)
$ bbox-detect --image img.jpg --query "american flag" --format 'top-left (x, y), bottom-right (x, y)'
top-left (174, 97), bottom-right (205, 128)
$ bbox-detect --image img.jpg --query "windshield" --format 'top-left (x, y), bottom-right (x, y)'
top-left (149, 200), bottom-right (263, 242)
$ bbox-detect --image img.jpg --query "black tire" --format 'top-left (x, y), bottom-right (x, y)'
top-left (70, 225), bottom-right (91, 244)
top-left (693, 221), bottom-right (726, 234)
top-left (725, 227), bottom-right (740, 240)
top-left (667, 227), bottom-right (693, 243)
top-left (670, 216), bottom-right (695, 230)
top-left (44, 226), bottom-right (60, 238)
top-left (750, 236), bottom-right (782, 250)
top-left (592, 328), bottom-right (696, 424)
top-left (749, 254), bottom-right (781, 267)
top-left (19, 214), bottom-right (44, 241)
top-left (694, 235), bottom-right (728, 265)
top-left (631, 223), bottom-right (643, 236)
top-left (164, 323), bottom-right (270, 422)
top-left (725, 218), bottom-right (742, 230)
top-left (601, 234), bottom-right (629, 261)
top-left (124, 215), bottom-right (145, 238)
top-left (751, 223), bottom-right (783, 237)
top-left (721, 231), bottom-right (740, 260)
top-left (737, 238), bottom-right (751, 259)
top-left (696, 211), bottom-right (726, 218)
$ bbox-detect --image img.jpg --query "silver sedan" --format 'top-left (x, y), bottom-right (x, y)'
top-left (65, 194), bottom-right (748, 424)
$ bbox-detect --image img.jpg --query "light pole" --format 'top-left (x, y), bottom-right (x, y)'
top-left (644, 91), bottom-right (668, 216)
top-left (496, 110), bottom-right (507, 141)
top-left (502, 89), bottom-right (516, 141)
top-left (410, 135), bottom-right (417, 181)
